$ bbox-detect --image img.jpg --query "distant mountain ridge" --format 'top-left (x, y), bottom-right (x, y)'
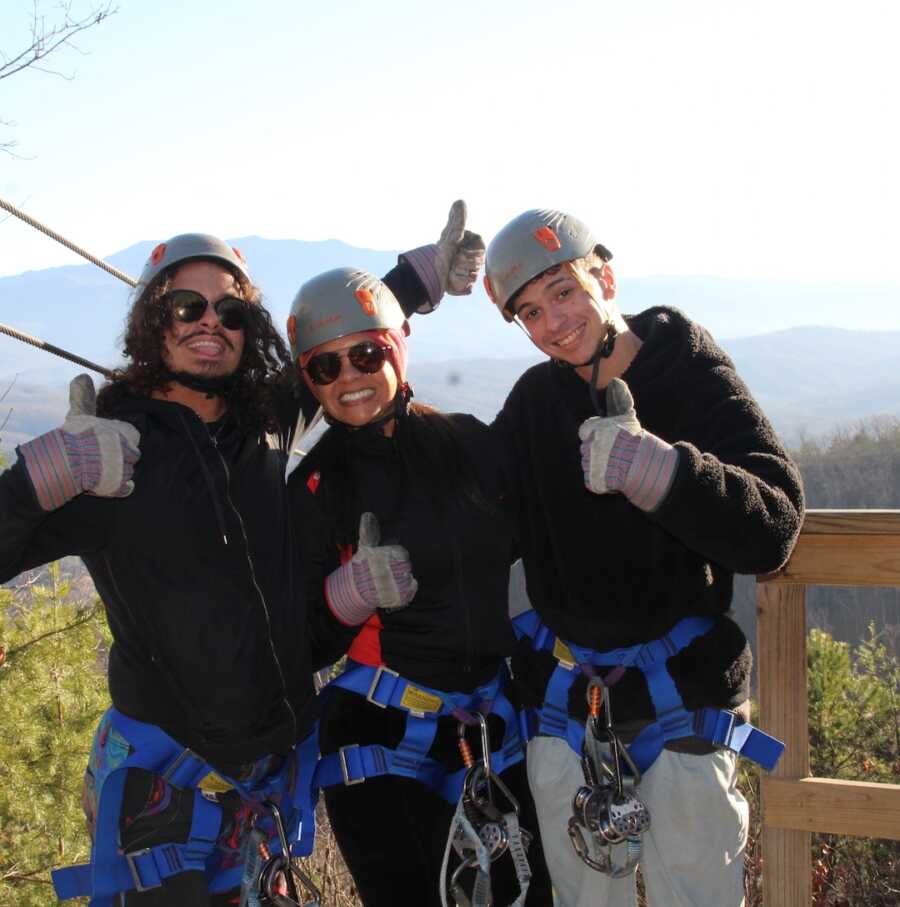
top-left (3, 236), bottom-right (900, 449)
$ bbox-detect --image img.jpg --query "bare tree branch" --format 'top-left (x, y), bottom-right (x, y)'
top-left (0, 117), bottom-right (20, 157)
top-left (1, 1), bottom-right (117, 151)
top-left (0, 1), bottom-right (118, 83)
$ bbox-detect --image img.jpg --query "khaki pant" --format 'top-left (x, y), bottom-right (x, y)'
top-left (526, 736), bottom-right (748, 906)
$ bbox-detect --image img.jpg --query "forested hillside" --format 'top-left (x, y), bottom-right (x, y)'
top-left (730, 418), bottom-right (900, 662)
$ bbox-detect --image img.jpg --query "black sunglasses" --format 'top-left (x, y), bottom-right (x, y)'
top-left (161, 289), bottom-right (248, 331)
top-left (304, 341), bottom-right (391, 386)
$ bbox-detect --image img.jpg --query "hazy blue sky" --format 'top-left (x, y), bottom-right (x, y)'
top-left (1, 0), bottom-right (898, 287)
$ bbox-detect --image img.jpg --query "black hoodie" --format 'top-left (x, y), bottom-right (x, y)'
top-left (0, 394), bottom-right (334, 769)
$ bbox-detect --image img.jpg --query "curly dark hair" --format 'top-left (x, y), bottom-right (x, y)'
top-left (97, 259), bottom-right (294, 434)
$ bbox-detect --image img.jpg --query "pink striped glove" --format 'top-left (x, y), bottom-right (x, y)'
top-left (400, 200), bottom-right (485, 312)
top-left (578, 378), bottom-right (679, 513)
top-left (18, 374), bottom-right (141, 512)
top-left (325, 512), bottom-right (418, 626)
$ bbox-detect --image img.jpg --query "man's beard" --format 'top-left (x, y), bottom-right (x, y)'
top-left (165, 367), bottom-right (240, 397)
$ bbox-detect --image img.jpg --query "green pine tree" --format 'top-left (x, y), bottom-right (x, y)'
top-left (742, 626), bottom-right (900, 906)
top-left (805, 626), bottom-right (900, 906)
top-left (0, 561), bottom-right (110, 907)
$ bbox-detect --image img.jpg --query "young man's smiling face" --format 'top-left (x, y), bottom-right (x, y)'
top-left (512, 263), bottom-right (608, 364)
top-left (162, 261), bottom-right (245, 377)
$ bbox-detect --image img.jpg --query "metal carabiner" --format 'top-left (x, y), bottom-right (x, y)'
top-left (456, 712), bottom-right (491, 777)
top-left (570, 677), bottom-right (651, 878)
top-left (258, 801), bottom-right (321, 907)
top-left (458, 712), bottom-right (497, 811)
top-left (585, 675), bottom-right (642, 792)
top-left (455, 713), bottom-right (523, 859)
top-left (568, 815), bottom-right (613, 874)
top-left (456, 714), bottom-right (490, 776)
top-left (448, 853), bottom-right (480, 907)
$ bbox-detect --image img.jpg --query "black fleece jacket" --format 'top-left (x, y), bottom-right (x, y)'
top-left (496, 307), bottom-right (805, 726)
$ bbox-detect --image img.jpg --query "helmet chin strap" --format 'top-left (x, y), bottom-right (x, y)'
top-left (554, 324), bottom-right (618, 416)
top-left (588, 324), bottom-right (617, 416)
top-left (165, 369), bottom-right (238, 398)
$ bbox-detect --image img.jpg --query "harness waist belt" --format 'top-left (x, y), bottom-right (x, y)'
top-left (314, 661), bottom-right (524, 803)
top-left (51, 708), bottom-right (319, 906)
top-left (513, 612), bottom-right (784, 773)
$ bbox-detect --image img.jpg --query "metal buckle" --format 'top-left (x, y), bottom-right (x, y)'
top-left (713, 709), bottom-right (737, 748)
top-left (124, 848), bottom-right (156, 893)
top-left (339, 744), bottom-right (365, 786)
top-left (365, 665), bottom-right (399, 708)
top-left (694, 708), bottom-right (736, 749)
top-left (162, 747), bottom-right (202, 783)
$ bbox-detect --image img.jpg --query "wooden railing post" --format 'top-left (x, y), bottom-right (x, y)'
top-left (757, 582), bottom-right (810, 906)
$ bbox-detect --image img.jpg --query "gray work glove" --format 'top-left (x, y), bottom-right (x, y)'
top-left (578, 378), bottom-right (679, 512)
top-left (17, 374), bottom-right (141, 511)
top-left (435, 199), bottom-right (486, 296)
top-left (400, 200), bottom-right (486, 312)
top-left (324, 512), bottom-right (418, 625)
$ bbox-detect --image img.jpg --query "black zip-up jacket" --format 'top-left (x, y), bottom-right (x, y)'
top-left (293, 414), bottom-right (517, 695)
top-left (0, 396), bottom-right (333, 769)
top-left (496, 307), bottom-right (805, 727)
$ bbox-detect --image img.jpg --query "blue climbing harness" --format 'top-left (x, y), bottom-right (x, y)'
top-left (513, 611), bottom-right (784, 773)
top-left (313, 660), bottom-right (525, 803)
top-left (52, 708), bottom-right (319, 907)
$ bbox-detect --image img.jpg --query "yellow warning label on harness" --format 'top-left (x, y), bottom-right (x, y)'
top-left (553, 637), bottom-right (576, 668)
top-left (198, 771), bottom-right (234, 794)
top-left (400, 685), bottom-right (443, 714)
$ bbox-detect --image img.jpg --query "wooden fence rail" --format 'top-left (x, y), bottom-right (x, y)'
top-left (757, 509), bottom-right (900, 906)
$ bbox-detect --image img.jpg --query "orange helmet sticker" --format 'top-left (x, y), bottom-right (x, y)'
top-left (483, 275), bottom-right (496, 302)
top-left (232, 246), bottom-right (246, 265)
top-left (355, 287), bottom-right (377, 317)
top-left (533, 226), bottom-right (562, 252)
top-left (599, 263), bottom-right (617, 301)
top-left (150, 243), bottom-right (167, 266)
top-left (287, 314), bottom-right (297, 349)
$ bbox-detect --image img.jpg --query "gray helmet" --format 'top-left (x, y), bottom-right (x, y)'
top-left (287, 267), bottom-right (408, 362)
top-left (484, 209), bottom-right (598, 321)
top-left (135, 233), bottom-right (251, 292)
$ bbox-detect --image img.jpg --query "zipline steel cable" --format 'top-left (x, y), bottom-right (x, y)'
top-left (0, 321), bottom-right (113, 379)
top-left (1, 196), bottom-right (137, 378)
top-left (1, 196), bottom-right (137, 287)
